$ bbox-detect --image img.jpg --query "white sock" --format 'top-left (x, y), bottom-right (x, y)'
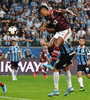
top-left (11, 69), bottom-right (15, 80)
top-left (65, 70), bottom-right (72, 88)
top-left (53, 72), bottom-right (59, 91)
top-left (14, 70), bottom-right (18, 80)
top-left (78, 77), bottom-right (84, 87)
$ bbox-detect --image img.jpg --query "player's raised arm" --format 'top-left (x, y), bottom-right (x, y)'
top-left (57, 8), bottom-right (77, 16)
top-left (40, 27), bottom-right (55, 32)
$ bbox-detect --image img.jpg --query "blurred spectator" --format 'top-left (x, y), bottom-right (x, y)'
top-left (73, 20), bottom-right (80, 32)
top-left (86, 18), bottom-right (90, 28)
top-left (69, 28), bottom-right (78, 42)
top-left (0, 34), bottom-right (3, 46)
top-left (27, 17), bottom-right (33, 28)
top-left (35, 32), bottom-right (41, 44)
top-left (3, 31), bottom-right (11, 46)
top-left (83, 29), bottom-right (90, 42)
top-left (1, 26), bottom-right (7, 36)
top-left (77, 27), bottom-right (86, 39)
top-left (12, 34), bottom-right (20, 45)
top-left (11, 0), bottom-right (17, 8)
top-left (30, 0), bottom-right (38, 9)
top-left (0, 6), bottom-right (6, 18)
top-left (34, 19), bottom-right (41, 29)
top-left (20, 33), bottom-right (27, 46)
top-left (26, 33), bottom-right (34, 46)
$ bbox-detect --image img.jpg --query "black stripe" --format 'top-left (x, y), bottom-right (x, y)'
top-left (61, 45), bottom-right (67, 54)
top-left (83, 48), bottom-right (87, 63)
top-left (79, 48), bottom-right (82, 65)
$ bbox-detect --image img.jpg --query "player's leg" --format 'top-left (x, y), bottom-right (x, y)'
top-left (48, 68), bottom-right (60, 97)
top-left (63, 65), bottom-right (74, 96)
top-left (77, 71), bottom-right (85, 91)
top-left (84, 65), bottom-right (90, 79)
top-left (11, 66), bottom-right (15, 81)
top-left (43, 29), bottom-right (72, 69)
top-left (13, 62), bottom-right (18, 80)
top-left (51, 37), bottom-right (64, 66)
top-left (14, 67), bottom-right (18, 80)
top-left (11, 62), bottom-right (17, 80)
top-left (0, 82), bottom-right (7, 94)
top-left (43, 67), bottom-right (48, 78)
top-left (33, 64), bottom-right (43, 78)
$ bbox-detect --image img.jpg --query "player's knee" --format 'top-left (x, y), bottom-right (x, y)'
top-left (54, 68), bottom-right (59, 72)
top-left (86, 74), bottom-right (90, 79)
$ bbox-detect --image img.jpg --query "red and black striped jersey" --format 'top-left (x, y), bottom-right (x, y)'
top-left (40, 49), bottom-right (47, 62)
top-left (48, 9), bottom-right (70, 32)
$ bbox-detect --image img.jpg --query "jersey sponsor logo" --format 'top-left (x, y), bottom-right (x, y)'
top-left (53, 20), bottom-right (58, 25)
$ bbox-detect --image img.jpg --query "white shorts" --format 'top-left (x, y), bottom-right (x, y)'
top-left (51, 28), bottom-right (72, 42)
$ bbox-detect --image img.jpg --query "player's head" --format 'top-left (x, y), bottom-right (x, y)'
top-left (38, 6), bottom-right (49, 17)
top-left (12, 40), bottom-right (16, 46)
top-left (79, 37), bottom-right (85, 46)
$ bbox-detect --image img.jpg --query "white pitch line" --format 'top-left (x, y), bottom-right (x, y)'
top-left (0, 96), bottom-right (32, 100)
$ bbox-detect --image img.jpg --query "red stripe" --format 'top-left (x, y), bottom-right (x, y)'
top-left (56, 16), bottom-right (62, 21)
top-left (53, 53), bottom-right (58, 56)
top-left (64, 29), bottom-right (70, 39)
top-left (52, 57), bottom-right (57, 60)
top-left (53, 50), bottom-right (59, 54)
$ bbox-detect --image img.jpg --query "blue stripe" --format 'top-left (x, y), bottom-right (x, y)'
top-left (76, 46), bottom-right (89, 65)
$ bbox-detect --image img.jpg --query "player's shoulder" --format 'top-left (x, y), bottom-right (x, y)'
top-left (84, 46), bottom-right (89, 51)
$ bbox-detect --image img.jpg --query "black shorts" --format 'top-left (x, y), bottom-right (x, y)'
top-left (77, 65), bottom-right (90, 74)
top-left (55, 53), bottom-right (75, 69)
top-left (11, 61), bottom-right (19, 68)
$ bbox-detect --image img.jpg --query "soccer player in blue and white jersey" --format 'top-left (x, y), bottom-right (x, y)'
top-left (40, 40), bottom-right (75, 96)
top-left (48, 41), bottom-right (75, 96)
top-left (76, 37), bottom-right (90, 91)
top-left (7, 40), bottom-right (21, 80)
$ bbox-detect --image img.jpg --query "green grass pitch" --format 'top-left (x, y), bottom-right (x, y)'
top-left (0, 75), bottom-right (90, 100)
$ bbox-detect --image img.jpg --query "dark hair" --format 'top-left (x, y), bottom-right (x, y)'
top-left (38, 6), bottom-right (48, 14)
top-left (79, 36), bottom-right (85, 40)
top-left (12, 40), bottom-right (16, 42)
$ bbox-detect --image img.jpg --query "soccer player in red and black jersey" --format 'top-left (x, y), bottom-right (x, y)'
top-left (33, 45), bottom-right (50, 78)
top-left (0, 50), bottom-right (7, 94)
top-left (39, 6), bottom-right (76, 69)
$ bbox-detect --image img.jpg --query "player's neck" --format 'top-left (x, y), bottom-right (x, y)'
top-left (80, 45), bottom-right (84, 48)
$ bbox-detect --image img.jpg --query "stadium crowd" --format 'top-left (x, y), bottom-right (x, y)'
top-left (0, 0), bottom-right (90, 46)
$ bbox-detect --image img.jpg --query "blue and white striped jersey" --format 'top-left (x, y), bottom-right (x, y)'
top-left (75, 45), bottom-right (89, 65)
top-left (8, 46), bottom-right (20, 62)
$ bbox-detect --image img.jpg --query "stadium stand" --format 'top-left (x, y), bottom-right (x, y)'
top-left (0, 0), bottom-right (89, 47)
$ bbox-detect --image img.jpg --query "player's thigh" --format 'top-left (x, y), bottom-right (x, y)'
top-left (63, 64), bottom-right (70, 72)
top-left (54, 68), bottom-right (60, 72)
top-left (55, 37), bottom-right (64, 47)
top-left (48, 38), bottom-right (56, 48)
top-left (86, 74), bottom-right (90, 79)
top-left (84, 66), bottom-right (90, 78)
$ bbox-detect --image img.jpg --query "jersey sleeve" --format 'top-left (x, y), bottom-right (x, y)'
top-left (85, 47), bottom-right (89, 54)
top-left (56, 8), bottom-right (63, 13)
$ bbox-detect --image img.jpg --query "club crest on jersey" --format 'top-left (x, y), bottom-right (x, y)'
top-left (53, 20), bottom-right (58, 25)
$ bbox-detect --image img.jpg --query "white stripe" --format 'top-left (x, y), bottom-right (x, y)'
top-left (0, 96), bottom-right (32, 100)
